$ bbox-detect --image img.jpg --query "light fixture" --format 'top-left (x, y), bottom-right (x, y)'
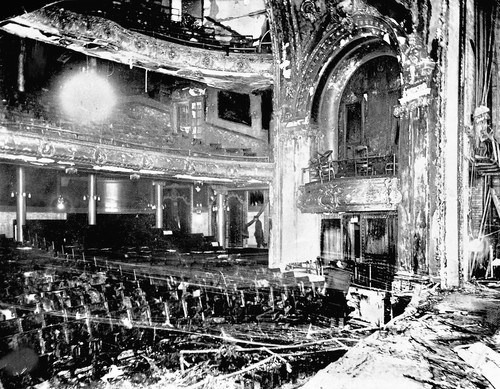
top-left (194, 181), bottom-right (203, 192)
top-left (11, 191), bottom-right (31, 198)
top-left (56, 195), bottom-right (65, 210)
top-left (194, 202), bottom-right (203, 214)
top-left (83, 195), bottom-right (100, 201)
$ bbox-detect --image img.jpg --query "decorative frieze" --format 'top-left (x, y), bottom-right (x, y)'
top-left (0, 125), bottom-right (273, 182)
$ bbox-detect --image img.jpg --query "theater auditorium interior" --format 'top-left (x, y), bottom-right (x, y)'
top-left (0, 0), bottom-right (500, 388)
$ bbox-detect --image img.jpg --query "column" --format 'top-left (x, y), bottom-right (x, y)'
top-left (270, 122), bottom-right (321, 269)
top-left (16, 166), bottom-right (26, 243)
top-left (442, 0), bottom-right (461, 287)
top-left (154, 182), bottom-right (164, 229)
top-left (88, 174), bottom-right (97, 226)
top-left (216, 192), bottom-right (226, 248)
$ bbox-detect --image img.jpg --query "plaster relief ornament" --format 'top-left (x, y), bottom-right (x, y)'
top-left (327, 0), bottom-right (353, 21)
top-left (93, 148), bottom-right (107, 165)
top-left (38, 141), bottom-right (55, 157)
top-left (400, 34), bottom-right (434, 86)
top-left (68, 146), bottom-right (77, 160)
top-left (301, 0), bottom-right (320, 23)
top-left (202, 55), bottom-right (212, 68)
top-left (142, 155), bottom-right (154, 170)
top-left (387, 178), bottom-right (402, 205)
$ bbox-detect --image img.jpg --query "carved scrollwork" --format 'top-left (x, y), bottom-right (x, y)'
top-left (301, 0), bottom-right (320, 23)
top-left (297, 177), bottom-right (400, 213)
top-left (202, 55), bottom-right (212, 68)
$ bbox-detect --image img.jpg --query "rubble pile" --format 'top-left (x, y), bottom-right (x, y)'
top-left (301, 283), bottom-right (500, 389)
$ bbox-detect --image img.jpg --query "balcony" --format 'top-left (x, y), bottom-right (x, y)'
top-left (303, 149), bottom-right (398, 185)
top-left (0, 3), bottom-right (273, 92)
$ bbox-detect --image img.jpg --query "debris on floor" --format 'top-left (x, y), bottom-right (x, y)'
top-left (300, 282), bottom-right (500, 389)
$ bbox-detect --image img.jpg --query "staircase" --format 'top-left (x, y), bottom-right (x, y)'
top-left (474, 137), bottom-right (500, 176)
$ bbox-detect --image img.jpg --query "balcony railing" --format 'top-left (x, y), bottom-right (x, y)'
top-left (303, 150), bottom-right (398, 184)
top-left (56, 0), bottom-right (267, 53)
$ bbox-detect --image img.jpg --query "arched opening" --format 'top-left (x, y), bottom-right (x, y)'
top-left (309, 42), bottom-right (403, 288)
top-left (312, 40), bottom-right (402, 169)
top-left (311, 41), bottom-right (401, 177)
top-left (337, 55), bottom-right (401, 176)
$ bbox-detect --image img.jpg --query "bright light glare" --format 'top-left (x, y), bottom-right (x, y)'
top-left (56, 196), bottom-right (65, 210)
top-left (469, 238), bottom-right (484, 253)
top-left (60, 70), bottom-right (116, 123)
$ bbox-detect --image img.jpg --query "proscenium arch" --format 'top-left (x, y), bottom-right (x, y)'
top-left (313, 44), bottom-right (402, 158)
top-left (292, 13), bottom-right (405, 119)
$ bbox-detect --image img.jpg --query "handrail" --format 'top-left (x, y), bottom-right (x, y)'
top-left (303, 153), bottom-right (398, 184)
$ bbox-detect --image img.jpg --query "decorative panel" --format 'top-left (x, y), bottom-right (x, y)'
top-left (297, 177), bottom-right (401, 213)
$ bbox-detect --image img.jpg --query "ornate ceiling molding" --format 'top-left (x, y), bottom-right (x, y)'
top-left (0, 7), bottom-right (274, 92)
top-left (0, 125), bottom-right (273, 184)
top-left (297, 176), bottom-right (401, 213)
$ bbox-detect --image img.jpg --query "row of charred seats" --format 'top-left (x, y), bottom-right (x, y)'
top-left (0, 252), bottom-right (348, 373)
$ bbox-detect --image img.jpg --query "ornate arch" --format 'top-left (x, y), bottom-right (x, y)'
top-left (292, 13), bottom-right (405, 118)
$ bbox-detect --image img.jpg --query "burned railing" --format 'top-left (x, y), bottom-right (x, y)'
top-left (303, 152), bottom-right (398, 184)
top-left (58, 0), bottom-right (262, 53)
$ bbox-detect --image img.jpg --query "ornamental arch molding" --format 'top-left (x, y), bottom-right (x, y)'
top-left (293, 14), bottom-right (407, 119)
